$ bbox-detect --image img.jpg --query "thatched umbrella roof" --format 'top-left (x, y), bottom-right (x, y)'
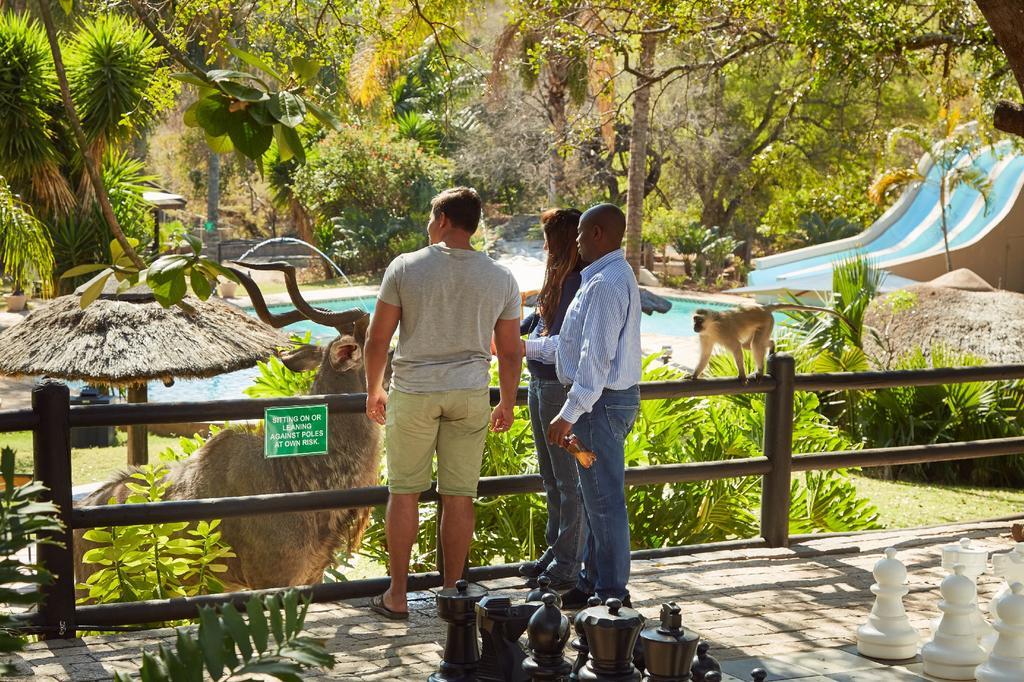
top-left (864, 269), bottom-right (1024, 365)
top-left (0, 286), bottom-right (289, 386)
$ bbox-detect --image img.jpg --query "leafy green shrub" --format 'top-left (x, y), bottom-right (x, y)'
top-left (78, 464), bottom-right (234, 605)
top-left (157, 425), bottom-right (223, 464)
top-left (292, 124), bottom-right (452, 273)
top-left (0, 447), bottom-right (62, 671)
top-left (113, 589), bottom-right (334, 681)
top-left (244, 333), bottom-right (317, 399)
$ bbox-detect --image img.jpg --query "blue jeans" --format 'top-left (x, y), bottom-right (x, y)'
top-left (528, 377), bottom-right (586, 582)
top-left (573, 385), bottom-right (639, 600)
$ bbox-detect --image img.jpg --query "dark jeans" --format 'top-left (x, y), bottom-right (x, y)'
top-left (527, 377), bottom-right (586, 582)
top-left (573, 385), bottom-right (639, 600)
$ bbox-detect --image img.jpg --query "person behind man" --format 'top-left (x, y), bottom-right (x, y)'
top-left (524, 203), bottom-right (641, 607)
top-left (518, 208), bottom-right (587, 591)
top-left (363, 187), bottom-right (522, 619)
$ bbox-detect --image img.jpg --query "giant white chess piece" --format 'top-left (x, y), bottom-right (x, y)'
top-left (857, 548), bottom-right (920, 660)
top-left (982, 543), bottom-right (1024, 651)
top-left (922, 564), bottom-right (988, 680)
top-left (938, 537), bottom-right (993, 643)
top-left (975, 582), bottom-right (1024, 682)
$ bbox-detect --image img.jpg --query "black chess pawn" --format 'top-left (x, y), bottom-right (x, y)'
top-left (689, 642), bottom-right (720, 682)
top-left (569, 596), bottom-right (603, 682)
top-left (527, 576), bottom-right (563, 608)
top-left (579, 597), bottom-right (645, 682)
top-left (523, 593), bottom-right (573, 681)
top-left (639, 603), bottom-right (699, 682)
top-left (429, 579), bottom-right (488, 682)
top-left (749, 670), bottom-right (767, 682)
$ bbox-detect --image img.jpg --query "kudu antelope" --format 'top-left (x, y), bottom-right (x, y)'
top-left (75, 262), bottom-right (384, 590)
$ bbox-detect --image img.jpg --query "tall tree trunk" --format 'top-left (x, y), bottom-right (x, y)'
top-left (546, 66), bottom-right (568, 205)
top-left (36, 0), bottom-right (145, 271)
top-left (939, 178), bottom-right (953, 272)
top-left (975, 1), bottom-right (1024, 138)
top-left (207, 150), bottom-right (220, 229)
top-left (624, 32), bottom-right (657, 275)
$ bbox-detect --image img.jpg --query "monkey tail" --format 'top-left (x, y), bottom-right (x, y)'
top-left (761, 304), bottom-right (855, 332)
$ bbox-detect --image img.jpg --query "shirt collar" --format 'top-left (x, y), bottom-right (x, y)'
top-left (581, 249), bottom-right (625, 282)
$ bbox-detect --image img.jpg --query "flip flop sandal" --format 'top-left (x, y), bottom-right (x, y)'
top-left (369, 594), bottom-right (409, 620)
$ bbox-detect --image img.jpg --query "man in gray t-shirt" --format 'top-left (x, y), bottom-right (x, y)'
top-left (363, 187), bottom-right (522, 619)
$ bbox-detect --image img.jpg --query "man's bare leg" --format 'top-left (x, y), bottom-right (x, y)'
top-left (382, 492), bottom-right (420, 612)
top-left (440, 494), bottom-right (474, 588)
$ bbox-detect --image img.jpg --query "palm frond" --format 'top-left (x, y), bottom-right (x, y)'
top-left (885, 124), bottom-right (931, 159)
top-left (868, 167), bottom-right (923, 205)
top-left (948, 165), bottom-right (993, 214)
top-left (0, 175), bottom-right (54, 293)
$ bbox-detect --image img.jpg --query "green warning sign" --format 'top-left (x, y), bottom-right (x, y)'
top-left (264, 405), bottom-right (329, 457)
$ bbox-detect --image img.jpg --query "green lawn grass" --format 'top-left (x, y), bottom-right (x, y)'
top-left (850, 474), bottom-right (1024, 529)
top-left (2, 431), bottom-right (184, 486)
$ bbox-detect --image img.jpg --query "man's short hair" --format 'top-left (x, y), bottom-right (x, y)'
top-left (431, 187), bottom-right (482, 234)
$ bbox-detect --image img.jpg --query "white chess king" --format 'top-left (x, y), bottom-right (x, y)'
top-left (975, 582), bottom-right (1024, 682)
top-left (923, 564), bottom-right (988, 680)
top-left (857, 548), bottom-right (920, 660)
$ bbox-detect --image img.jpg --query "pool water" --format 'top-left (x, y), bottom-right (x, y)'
top-left (140, 295), bottom-right (734, 403)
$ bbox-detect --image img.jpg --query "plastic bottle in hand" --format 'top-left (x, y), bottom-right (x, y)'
top-left (563, 434), bottom-right (596, 469)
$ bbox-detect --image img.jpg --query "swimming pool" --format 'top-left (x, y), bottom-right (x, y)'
top-left (139, 294), bottom-right (733, 403)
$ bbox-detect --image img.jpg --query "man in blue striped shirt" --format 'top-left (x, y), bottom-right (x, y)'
top-left (524, 203), bottom-right (642, 606)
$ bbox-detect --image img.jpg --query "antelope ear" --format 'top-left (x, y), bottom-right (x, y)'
top-left (329, 337), bottom-right (361, 369)
top-left (280, 344), bottom-right (324, 372)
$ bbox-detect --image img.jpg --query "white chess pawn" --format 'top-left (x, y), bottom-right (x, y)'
top-left (937, 537), bottom-right (993, 643)
top-left (975, 582), bottom-right (1024, 682)
top-left (857, 548), bottom-right (920, 660)
top-left (922, 564), bottom-right (988, 680)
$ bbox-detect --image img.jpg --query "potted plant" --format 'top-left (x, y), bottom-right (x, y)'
top-left (217, 278), bottom-right (238, 298)
top-left (4, 284), bottom-right (27, 312)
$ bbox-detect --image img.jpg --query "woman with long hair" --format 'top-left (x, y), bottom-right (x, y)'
top-left (519, 208), bottom-right (587, 590)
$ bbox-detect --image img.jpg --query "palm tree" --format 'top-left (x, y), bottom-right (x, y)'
top-left (0, 176), bottom-right (54, 296)
top-left (868, 108), bottom-right (992, 272)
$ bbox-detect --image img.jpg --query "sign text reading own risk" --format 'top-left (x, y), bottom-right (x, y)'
top-left (264, 405), bottom-right (329, 457)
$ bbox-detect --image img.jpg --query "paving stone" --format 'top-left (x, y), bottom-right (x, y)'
top-left (720, 656), bottom-right (821, 680)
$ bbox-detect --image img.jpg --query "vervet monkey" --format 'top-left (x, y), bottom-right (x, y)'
top-left (690, 304), bottom-right (851, 381)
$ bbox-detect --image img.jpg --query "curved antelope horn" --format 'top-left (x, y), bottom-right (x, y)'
top-left (231, 261), bottom-right (366, 330)
top-left (225, 266), bottom-right (308, 328)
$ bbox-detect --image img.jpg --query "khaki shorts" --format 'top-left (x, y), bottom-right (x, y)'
top-left (385, 387), bottom-right (491, 497)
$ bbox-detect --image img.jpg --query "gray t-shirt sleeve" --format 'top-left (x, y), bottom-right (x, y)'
top-left (499, 274), bottom-right (521, 320)
top-left (378, 257), bottom-right (403, 306)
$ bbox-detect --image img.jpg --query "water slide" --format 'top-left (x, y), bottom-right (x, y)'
top-left (743, 140), bottom-right (1024, 296)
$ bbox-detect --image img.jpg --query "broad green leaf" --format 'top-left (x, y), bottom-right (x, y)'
top-left (183, 100), bottom-right (201, 127)
top-left (61, 263), bottom-right (108, 279)
top-left (227, 45), bottom-right (286, 83)
top-left (183, 233), bottom-right (203, 255)
top-left (291, 57), bottom-right (321, 83)
top-left (274, 125), bottom-right (305, 164)
top-left (267, 596), bottom-right (285, 645)
top-left (190, 270), bottom-right (212, 300)
top-left (221, 604), bottom-right (253, 660)
top-left (218, 80), bottom-right (270, 102)
top-left (226, 114), bottom-right (274, 162)
top-left (305, 100), bottom-right (342, 131)
top-left (79, 271), bottom-right (113, 308)
top-left (171, 72), bottom-right (210, 88)
top-left (206, 69), bottom-right (268, 88)
top-left (249, 101), bottom-right (276, 127)
top-left (205, 132), bottom-right (234, 154)
top-left (194, 96), bottom-right (233, 137)
top-left (268, 92), bottom-right (306, 128)
top-left (246, 596), bottom-right (269, 653)
top-left (198, 607), bottom-right (225, 679)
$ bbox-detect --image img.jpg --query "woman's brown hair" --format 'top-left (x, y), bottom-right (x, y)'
top-left (537, 208), bottom-right (582, 335)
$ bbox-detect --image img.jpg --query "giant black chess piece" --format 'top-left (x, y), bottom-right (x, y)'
top-left (578, 598), bottom-right (645, 682)
top-left (569, 596), bottom-right (603, 681)
top-left (689, 642), bottom-right (721, 682)
top-left (526, 576), bottom-right (563, 608)
top-left (639, 603), bottom-right (699, 682)
top-left (476, 595), bottom-right (543, 682)
top-left (523, 593), bottom-right (573, 681)
top-left (429, 579), bottom-right (488, 682)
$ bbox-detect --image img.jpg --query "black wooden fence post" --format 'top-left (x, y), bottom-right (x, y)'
top-left (33, 379), bottom-right (76, 639)
top-left (760, 353), bottom-right (795, 548)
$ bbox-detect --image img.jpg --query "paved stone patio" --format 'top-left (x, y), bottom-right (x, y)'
top-left (3, 518), bottom-right (1017, 681)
